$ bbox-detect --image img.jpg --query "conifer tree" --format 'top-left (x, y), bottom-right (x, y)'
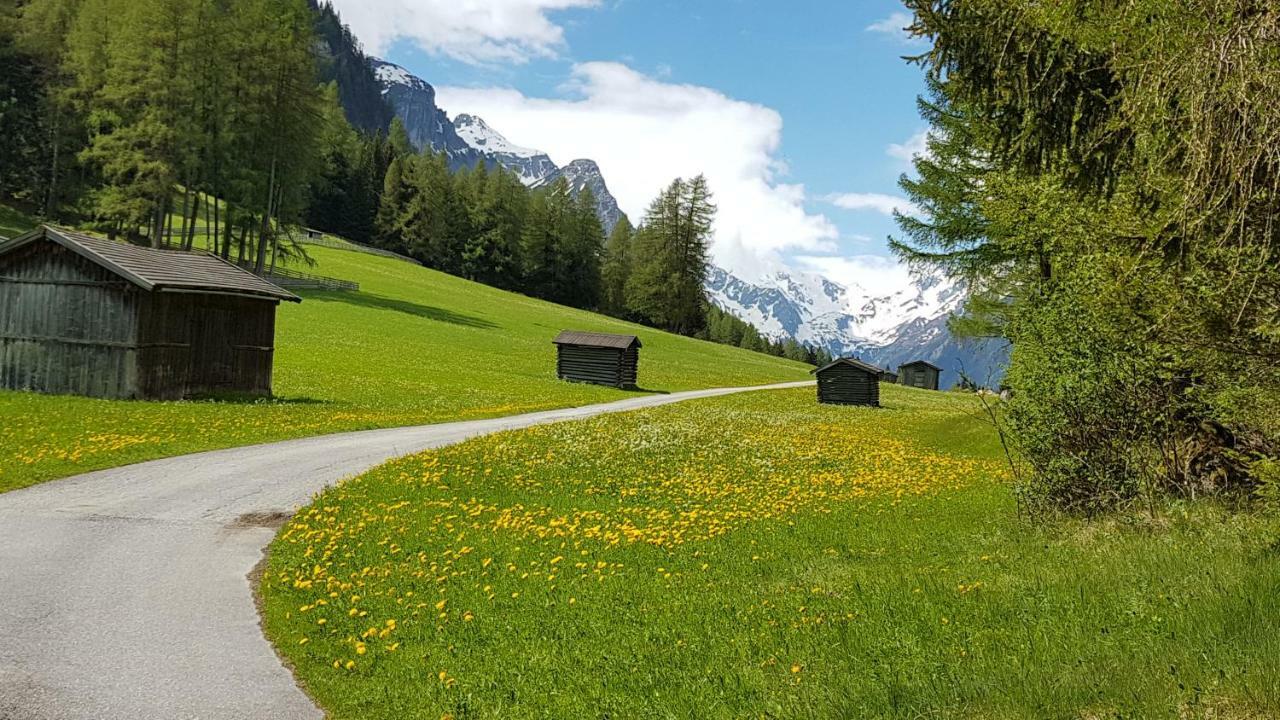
top-left (600, 216), bottom-right (634, 317)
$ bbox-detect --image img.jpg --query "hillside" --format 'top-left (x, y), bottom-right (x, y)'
top-left (0, 218), bottom-right (810, 492)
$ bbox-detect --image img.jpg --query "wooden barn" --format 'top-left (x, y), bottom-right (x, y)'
top-left (879, 369), bottom-right (899, 384)
top-left (0, 225), bottom-right (300, 400)
top-left (899, 360), bottom-right (942, 390)
top-left (552, 330), bottom-right (641, 389)
top-left (812, 357), bottom-right (882, 407)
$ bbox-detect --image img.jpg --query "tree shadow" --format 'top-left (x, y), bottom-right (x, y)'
top-left (628, 386), bottom-right (671, 395)
top-left (304, 290), bottom-right (498, 329)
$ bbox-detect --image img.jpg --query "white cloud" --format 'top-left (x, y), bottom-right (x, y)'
top-left (866, 11), bottom-right (927, 46)
top-left (887, 129), bottom-right (930, 164)
top-left (794, 254), bottom-right (914, 298)
top-left (327, 0), bottom-right (598, 64)
top-left (824, 192), bottom-right (919, 217)
top-left (437, 63), bottom-right (838, 273)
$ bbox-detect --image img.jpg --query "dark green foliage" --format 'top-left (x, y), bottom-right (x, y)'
top-left (625, 176), bottom-right (714, 336)
top-left (896, 0), bottom-right (1280, 513)
top-left (600, 216), bottom-right (633, 317)
top-left (372, 155), bottom-right (604, 311)
top-left (0, 20), bottom-right (49, 204)
top-left (308, 0), bottom-right (393, 133)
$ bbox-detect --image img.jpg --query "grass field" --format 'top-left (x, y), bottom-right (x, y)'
top-left (261, 384), bottom-right (1280, 719)
top-left (0, 213), bottom-right (809, 492)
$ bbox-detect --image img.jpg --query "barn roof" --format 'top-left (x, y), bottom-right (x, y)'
top-left (1, 225), bottom-right (300, 303)
top-left (900, 360), bottom-right (943, 372)
top-left (811, 357), bottom-right (884, 375)
top-left (552, 330), bottom-right (641, 349)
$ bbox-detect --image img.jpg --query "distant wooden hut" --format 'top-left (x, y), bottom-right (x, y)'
top-left (898, 360), bottom-right (942, 390)
top-left (0, 225), bottom-right (300, 400)
top-left (552, 330), bottom-right (641, 389)
top-left (879, 369), bottom-right (899, 384)
top-left (812, 357), bottom-right (881, 407)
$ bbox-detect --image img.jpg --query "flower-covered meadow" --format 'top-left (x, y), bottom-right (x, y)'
top-left (0, 245), bottom-right (808, 493)
top-left (262, 386), bottom-right (1280, 719)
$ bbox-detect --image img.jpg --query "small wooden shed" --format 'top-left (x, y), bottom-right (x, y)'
top-left (899, 360), bottom-right (942, 391)
top-left (812, 357), bottom-right (882, 407)
top-left (552, 330), bottom-right (640, 389)
top-left (0, 225), bottom-right (300, 400)
top-left (879, 369), bottom-right (899, 384)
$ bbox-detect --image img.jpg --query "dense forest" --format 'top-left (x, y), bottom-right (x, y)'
top-left (896, 0), bottom-right (1280, 513)
top-left (0, 0), bottom-right (826, 364)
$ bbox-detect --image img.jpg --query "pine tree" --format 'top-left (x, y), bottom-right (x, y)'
top-left (600, 216), bottom-right (634, 317)
top-left (625, 175), bottom-right (716, 335)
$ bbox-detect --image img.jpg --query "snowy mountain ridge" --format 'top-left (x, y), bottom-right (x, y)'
top-left (706, 265), bottom-right (1006, 388)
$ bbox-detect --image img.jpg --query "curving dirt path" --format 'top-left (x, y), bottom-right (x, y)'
top-left (0, 381), bottom-right (810, 720)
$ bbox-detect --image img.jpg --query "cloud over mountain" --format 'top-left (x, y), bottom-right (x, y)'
top-left (327, 0), bottom-right (598, 64)
top-left (437, 63), bottom-right (838, 274)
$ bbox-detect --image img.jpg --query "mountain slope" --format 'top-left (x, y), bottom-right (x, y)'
top-left (454, 113), bottom-right (559, 186)
top-left (309, 1), bottom-right (394, 133)
top-left (0, 213), bottom-right (809, 491)
top-left (535, 159), bottom-right (626, 234)
top-left (369, 60), bottom-right (628, 232)
top-left (370, 59), bottom-right (486, 171)
top-left (706, 265), bottom-right (1007, 388)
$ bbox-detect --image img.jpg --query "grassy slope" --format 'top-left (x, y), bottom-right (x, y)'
top-left (0, 218), bottom-right (809, 492)
top-left (0, 203), bottom-right (35, 239)
top-left (262, 384), bottom-right (1280, 719)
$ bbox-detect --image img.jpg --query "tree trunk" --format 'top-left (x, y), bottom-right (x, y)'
top-left (255, 154), bottom-right (278, 273)
top-left (45, 106), bottom-right (61, 220)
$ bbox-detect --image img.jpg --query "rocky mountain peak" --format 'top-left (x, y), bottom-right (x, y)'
top-left (368, 61), bottom-right (628, 231)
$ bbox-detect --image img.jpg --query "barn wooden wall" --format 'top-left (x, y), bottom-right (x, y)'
top-left (900, 366), bottom-right (940, 390)
top-left (0, 243), bottom-right (141, 398)
top-left (137, 293), bottom-right (278, 399)
top-left (556, 346), bottom-right (638, 389)
top-left (816, 364), bottom-right (880, 406)
top-left (0, 239), bottom-right (282, 400)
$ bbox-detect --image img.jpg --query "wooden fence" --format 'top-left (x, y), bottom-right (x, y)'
top-left (296, 235), bottom-right (422, 266)
top-left (236, 263), bottom-right (359, 292)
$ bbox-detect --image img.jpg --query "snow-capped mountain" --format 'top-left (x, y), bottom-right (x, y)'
top-left (370, 59), bottom-right (484, 171)
top-left (370, 59), bottom-right (628, 232)
top-left (706, 266), bottom-right (1008, 388)
top-left (534, 159), bottom-right (626, 234)
top-left (454, 114), bottom-right (559, 187)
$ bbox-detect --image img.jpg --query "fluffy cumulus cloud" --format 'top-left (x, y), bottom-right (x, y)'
top-left (437, 63), bottom-right (839, 273)
top-left (327, 0), bottom-right (598, 64)
top-left (824, 192), bottom-right (920, 217)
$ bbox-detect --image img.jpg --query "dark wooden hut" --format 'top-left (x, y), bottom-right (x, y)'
top-left (0, 225), bottom-right (300, 400)
top-left (879, 369), bottom-right (899, 384)
top-left (552, 330), bottom-right (641, 389)
top-left (812, 357), bottom-right (881, 407)
top-left (898, 360), bottom-right (942, 391)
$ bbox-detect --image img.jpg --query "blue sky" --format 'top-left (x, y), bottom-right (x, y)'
top-left (331, 0), bottom-right (929, 289)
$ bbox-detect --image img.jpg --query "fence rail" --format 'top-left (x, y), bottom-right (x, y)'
top-left (237, 262), bottom-right (359, 292)
top-left (296, 235), bottom-right (422, 265)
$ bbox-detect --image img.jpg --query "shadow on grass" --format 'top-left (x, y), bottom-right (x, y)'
top-left (184, 392), bottom-right (333, 406)
top-left (304, 290), bottom-right (498, 329)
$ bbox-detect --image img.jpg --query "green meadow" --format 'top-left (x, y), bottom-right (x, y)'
top-left (261, 385), bottom-right (1280, 719)
top-left (0, 217), bottom-right (808, 492)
